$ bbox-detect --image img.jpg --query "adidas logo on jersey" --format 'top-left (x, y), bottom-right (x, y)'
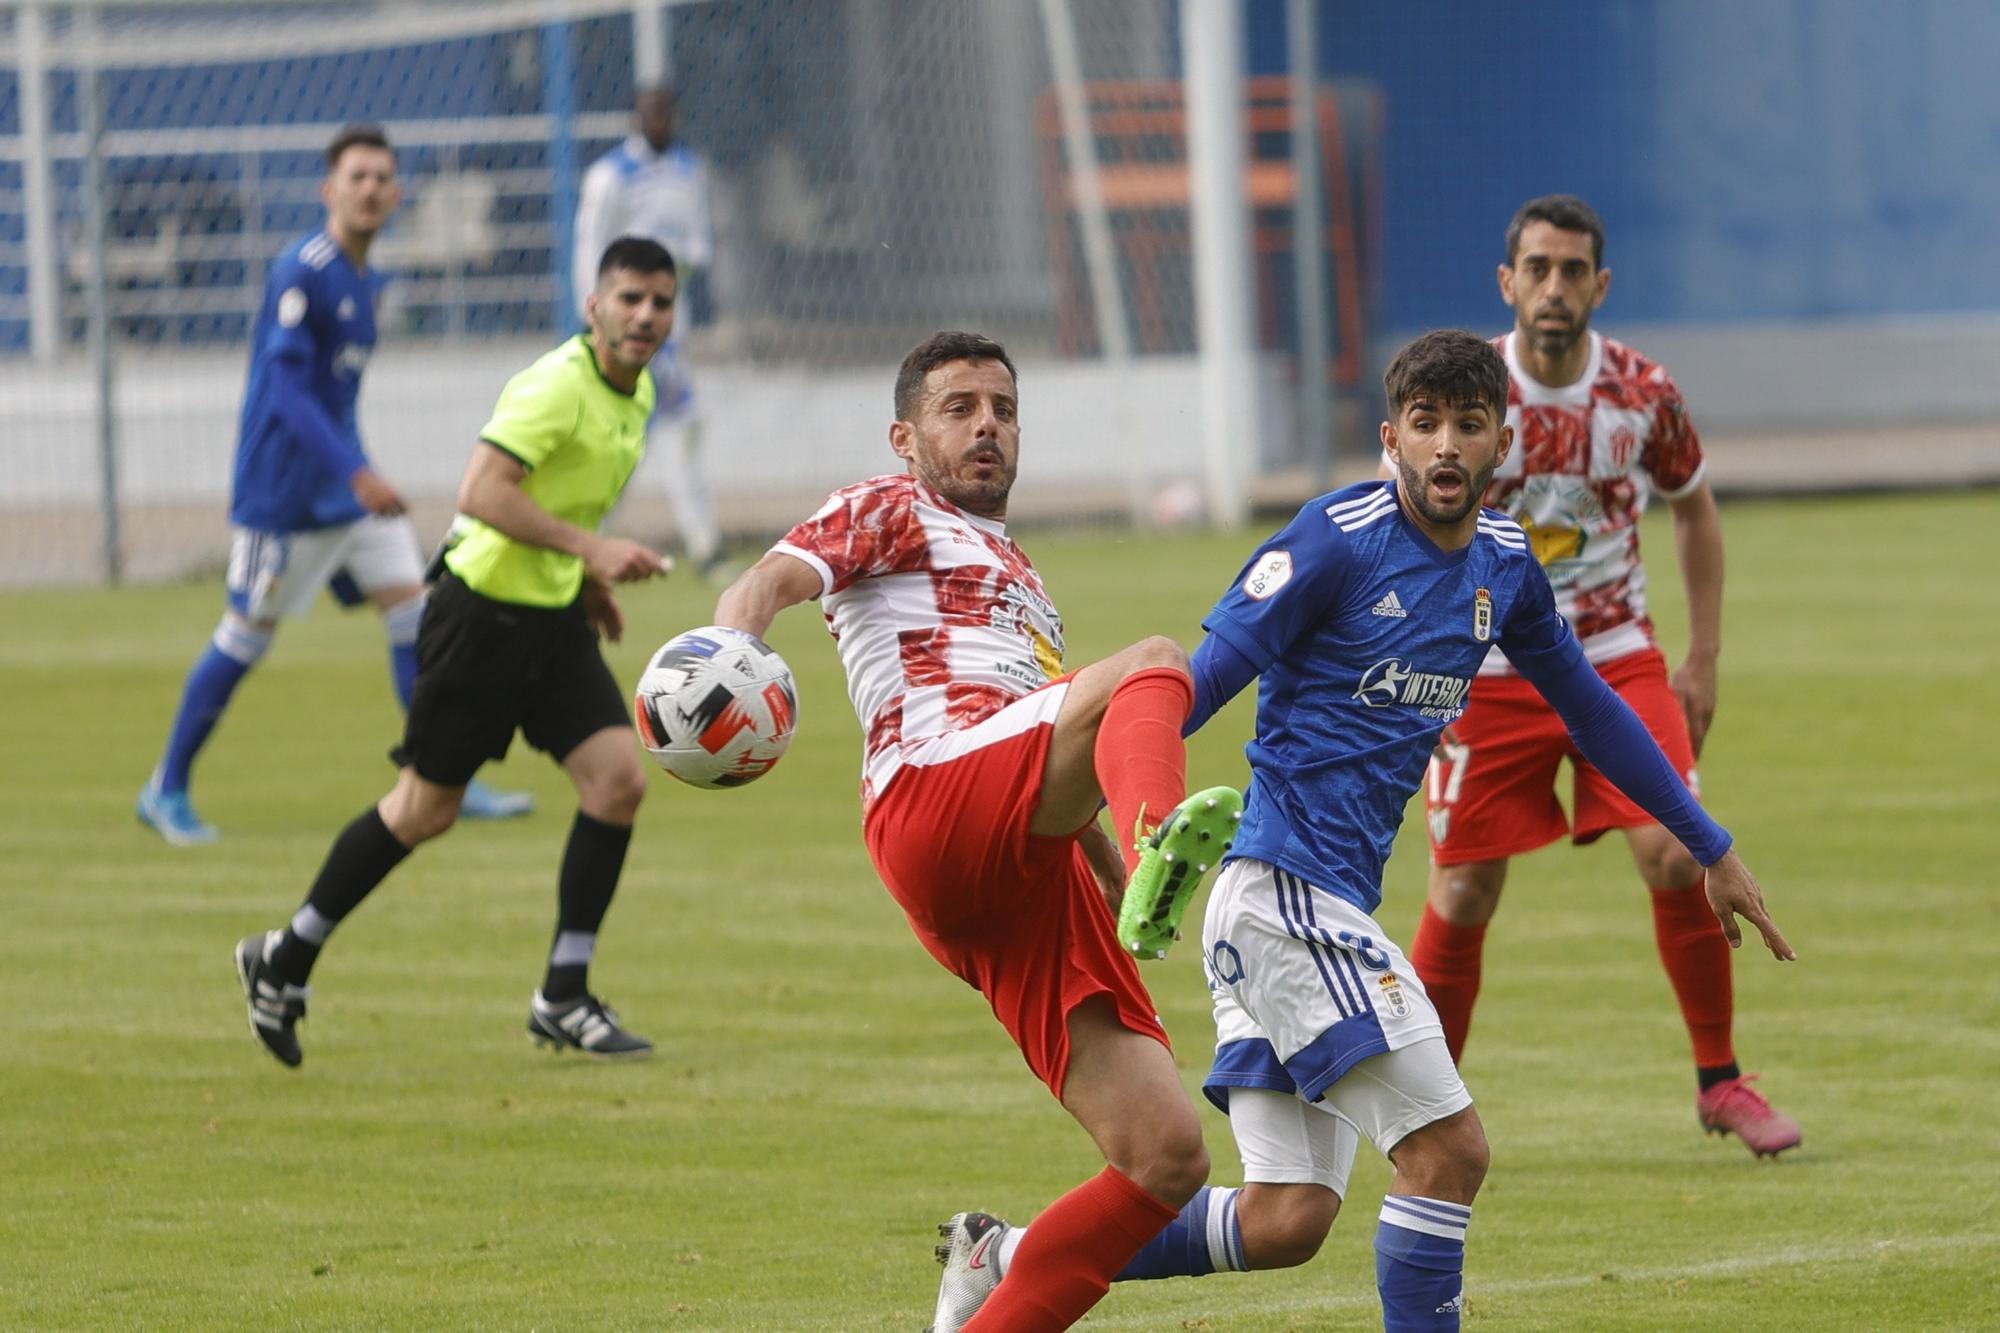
top-left (1371, 590), bottom-right (1408, 618)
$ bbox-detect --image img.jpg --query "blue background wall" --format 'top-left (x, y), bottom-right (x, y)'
top-left (1245, 0), bottom-right (2000, 332)
top-left (9, 2), bottom-right (1996, 349)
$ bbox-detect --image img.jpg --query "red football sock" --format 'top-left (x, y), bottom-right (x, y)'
top-left (1093, 667), bottom-right (1193, 873)
top-left (1650, 880), bottom-right (1736, 1068)
top-left (964, 1166), bottom-right (1178, 1332)
top-left (1410, 901), bottom-right (1486, 1063)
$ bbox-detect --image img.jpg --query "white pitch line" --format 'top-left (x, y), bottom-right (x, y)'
top-left (1079, 1232), bottom-right (2000, 1326)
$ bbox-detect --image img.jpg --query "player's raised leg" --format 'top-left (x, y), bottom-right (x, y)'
top-left (1627, 821), bottom-right (1801, 1156)
top-left (1032, 635), bottom-right (1242, 959)
top-left (1032, 635), bottom-right (1193, 840)
top-left (527, 724), bottom-right (651, 1058)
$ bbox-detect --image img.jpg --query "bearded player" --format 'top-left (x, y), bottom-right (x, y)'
top-left (715, 331), bottom-right (1243, 1331)
top-left (1400, 195), bottom-right (1800, 1157)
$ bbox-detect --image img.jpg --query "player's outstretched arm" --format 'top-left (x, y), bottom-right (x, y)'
top-left (1514, 633), bottom-right (1734, 859)
top-left (1506, 541), bottom-right (1794, 961)
top-left (1703, 847), bottom-right (1794, 961)
top-left (457, 440), bottom-right (668, 583)
top-left (713, 551), bottom-right (822, 639)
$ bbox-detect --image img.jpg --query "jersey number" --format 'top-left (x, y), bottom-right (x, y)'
top-left (1337, 930), bottom-right (1391, 972)
top-left (1426, 740), bottom-right (1473, 807)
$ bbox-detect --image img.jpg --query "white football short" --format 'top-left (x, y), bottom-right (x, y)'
top-left (227, 514), bottom-right (424, 621)
top-left (1226, 1086), bottom-right (1361, 1196)
top-left (1202, 857), bottom-right (1472, 1164)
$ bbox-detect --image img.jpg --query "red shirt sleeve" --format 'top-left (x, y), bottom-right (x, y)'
top-left (1640, 370), bottom-right (1705, 498)
top-left (776, 475), bottom-right (930, 596)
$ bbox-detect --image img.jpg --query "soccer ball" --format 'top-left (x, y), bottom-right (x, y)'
top-left (633, 626), bottom-right (798, 789)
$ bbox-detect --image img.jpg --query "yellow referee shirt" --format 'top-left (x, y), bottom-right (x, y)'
top-left (445, 335), bottom-right (656, 607)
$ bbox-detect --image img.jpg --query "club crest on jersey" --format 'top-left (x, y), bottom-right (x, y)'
top-left (1516, 507), bottom-right (1586, 567)
top-left (1354, 658), bottom-right (1471, 721)
top-left (991, 580), bottom-right (1066, 684)
top-left (1473, 587), bottom-right (1492, 642)
top-left (1376, 972), bottom-right (1411, 1019)
top-left (1242, 550), bottom-right (1292, 601)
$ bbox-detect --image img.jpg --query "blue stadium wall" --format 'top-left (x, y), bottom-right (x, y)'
top-left (4, 1), bottom-right (1994, 350)
top-left (1247, 0), bottom-right (1998, 333)
top-left (0, 13), bottom-right (642, 351)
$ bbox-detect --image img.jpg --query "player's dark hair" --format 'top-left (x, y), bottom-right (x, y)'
top-left (1383, 329), bottom-right (1509, 418)
top-left (325, 124), bottom-right (394, 171)
top-left (894, 331), bottom-right (1018, 421)
top-left (596, 235), bottom-right (677, 281)
top-left (1505, 193), bottom-right (1605, 268)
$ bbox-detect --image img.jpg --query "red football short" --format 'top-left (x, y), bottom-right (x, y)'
top-left (863, 686), bottom-right (1170, 1100)
top-left (1426, 646), bottom-right (1701, 865)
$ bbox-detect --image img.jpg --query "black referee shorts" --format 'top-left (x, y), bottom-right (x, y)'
top-left (392, 572), bottom-right (630, 786)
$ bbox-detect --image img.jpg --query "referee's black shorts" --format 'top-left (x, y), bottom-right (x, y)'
top-left (392, 572), bottom-right (630, 786)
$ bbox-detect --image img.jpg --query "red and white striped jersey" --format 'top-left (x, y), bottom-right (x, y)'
top-left (773, 473), bottom-right (1066, 806)
top-left (1480, 330), bottom-right (1706, 673)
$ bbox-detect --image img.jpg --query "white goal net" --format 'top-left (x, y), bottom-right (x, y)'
top-left (0, 0), bottom-right (1381, 586)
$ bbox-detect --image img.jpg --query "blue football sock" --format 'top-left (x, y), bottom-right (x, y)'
top-left (157, 619), bottom-right (270, 792)
top-left (384, 594), bottom-right (425, 710)
top-left (1114, 1185), bottom-right (1244, 1281)
top-left (1375, 1195), bottom-right (1470, 1331)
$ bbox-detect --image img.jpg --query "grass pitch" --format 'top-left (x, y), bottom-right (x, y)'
top-left (2, 491), bottom-right (1995, 1330)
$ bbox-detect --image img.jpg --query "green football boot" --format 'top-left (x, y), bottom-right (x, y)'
top-left (1117, 785), bottom-right (1244, 959)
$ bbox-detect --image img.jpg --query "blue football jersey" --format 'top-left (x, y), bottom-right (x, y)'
top-left (229, 230), bottom-right (381, 532)
top-left (1203, 481), bottom-right (1578, 914)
